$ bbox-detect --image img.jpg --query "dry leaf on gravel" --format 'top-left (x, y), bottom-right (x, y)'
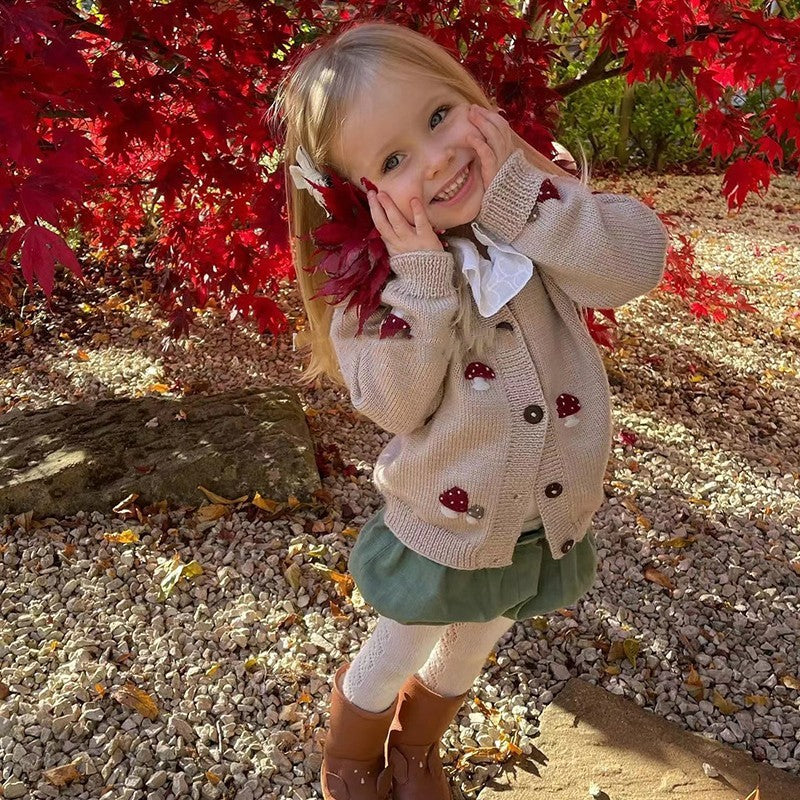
top-left (195, 503), bottom-right (227, 522)
top-left (103, 529), bottom-right (139, 544)
top-left (308, 564), bottom-right (354, 597)
top-left (197, 486), bottom-right (247, 505)
top-left (156, 554), bottom-right (203, 600)
top-left (684, 666), bottom-right (705, 701)
top-left (644, 566), bottom-right (675, 590)
top-left (252, 493), bottom-right (280, 512)
top-left (43, 759), bottom-right (83, 787)
top-left (712, 689), bottom-right (738, 714)
top-left (112, 683), bottom-right (159, 719)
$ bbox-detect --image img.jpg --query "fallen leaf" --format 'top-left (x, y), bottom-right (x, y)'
top-left (313, 487), bottom-right (334, 505)
top-left (684, 666), bottom-right (705, 701)
top-left (623, 638), bottom-right (640, 668)
top-left (112, 493), bottom-right (140, 515)
top-left (308, 564), bottom-right (354, 597)
top-left (285, 562), bottom-right (302, 590)
top-left (644, 566), bottom-right (675, 590)
top-left (94, 684), bottom-right (106, 698)
top-left (622, 497), bottom-right (641, 514)
top-left (287, 495), bottom-right (301, 508)
top-left (341, 527), bottom-right (359, 539)
top-left (198, 486), bottom-right (247, 505)
top-left (636, 514), bottom-right (652, 531)
top-left (329, 600), bottom-right (348, 620)
top-left (195, 504), bottom-right (227, 522)
top-left (205, 771), bottom-right (221, 784)
top-left (780, 675), bottom-right (800, 690)
top-left (252, 493), bottom-right (280, 512)
top-left (75, 349), bottom-right (90, 361)
top-left (206, 664), bottom-right (221, 678)
top-left (744, 694), bottom-right (768, 706)
top-left (148, 383), bottom-right (170, 394)
top-left (608, 640), bottom-right (625, 662)
top-left (661, 536), bottom-right (695, 548)
top-left (112, 683), bottom-right (159, 719)
top-left (156, 554), bottom-right (204, 600)
top-left (43, 760), bottom-right (83, 787)
top-left (14, 510), bottom-right (34, 532)
top-left (712, 689), bottom-right (738, 714)
top-left (603, 664), bottom-right (621, 675)
top-left (103, 529), bottom-right (139, 544)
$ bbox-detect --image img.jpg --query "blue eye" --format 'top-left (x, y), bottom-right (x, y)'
top-left (383, 154), bottom-right (401, 172)
top-left (430, 105), bottom-right (449, 127)
top-left (381, 105), bottom-right (451, 173)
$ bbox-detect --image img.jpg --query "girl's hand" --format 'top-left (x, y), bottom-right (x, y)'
top-left (366, 190), bottom-right (444, 257)
top-left (466, 105), bottom-right (516, 191)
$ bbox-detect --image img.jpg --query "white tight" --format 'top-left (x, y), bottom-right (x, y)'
top-left (342, 615), bottom-right (516, 712)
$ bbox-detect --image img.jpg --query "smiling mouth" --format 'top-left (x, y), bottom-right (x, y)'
top-left (432, 162), bottom-right (472, 202)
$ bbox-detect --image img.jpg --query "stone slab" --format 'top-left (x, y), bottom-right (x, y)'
top-left (0, 388), bottom-right (320, 516)
top-left (479, 678), bottom-right (799, 800)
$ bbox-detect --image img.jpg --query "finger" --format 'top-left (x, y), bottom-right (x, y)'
top-left (470, 105), bottom-right (512, 152)
top-left (467, 134), bottom-right (496, 183)
top-left (472, 109), bottom-right (507, 153)
top-left (377, 191), bottom-right (413, 232)
top-left (410, 197), bottom-right (433, 233)
top-left (367, 191), bottom-right (394, 238)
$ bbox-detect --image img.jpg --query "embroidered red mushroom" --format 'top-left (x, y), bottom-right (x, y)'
top-left (464, 361), bottom-right (496, 391)
top-left (556, 393), bottom-right (581, 427)
top-left (379, 310), bottom-right (412, 339)
top-left (439, 486), bottom-right (469, 518)
top-left (537, 179), bottom-right (561, 203)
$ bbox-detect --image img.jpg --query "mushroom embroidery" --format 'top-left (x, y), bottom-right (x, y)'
top-left (556, 393), bottom-right (581, 427)
top-left (439, 487), bottom-right (469, 519)
top-left (464, 361), bottom-right (496, 391)
top-left (537, 179), bottom-right (561, 203)
top-left (379, 309), bottom-right (412, 339)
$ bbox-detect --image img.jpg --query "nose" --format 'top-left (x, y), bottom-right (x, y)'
top-left (424, 143), bottom-right (455, 181)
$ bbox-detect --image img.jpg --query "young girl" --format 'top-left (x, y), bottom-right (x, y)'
top-left (275, 20), bottom-right (668, 800)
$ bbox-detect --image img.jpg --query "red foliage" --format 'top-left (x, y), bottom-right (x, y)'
top-left (1, 0), bottom-right (798, 342)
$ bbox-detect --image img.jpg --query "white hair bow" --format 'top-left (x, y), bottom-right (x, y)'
top-left (289, 145), bottom-right (330, 211)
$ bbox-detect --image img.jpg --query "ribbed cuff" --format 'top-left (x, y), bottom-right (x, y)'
top-left (476, 149), bottom-right (544, 244)
top-left (388, 250), bottom-right (456, 297)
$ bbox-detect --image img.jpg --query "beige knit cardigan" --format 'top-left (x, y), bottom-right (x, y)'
top-left (330, 149), bottom-right (669, 569)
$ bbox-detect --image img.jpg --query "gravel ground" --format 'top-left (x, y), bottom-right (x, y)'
top-left (1, 171), bottom-right (799, 800)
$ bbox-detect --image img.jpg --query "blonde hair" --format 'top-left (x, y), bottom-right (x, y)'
top-left (270, 21), bottom-right (588, 387)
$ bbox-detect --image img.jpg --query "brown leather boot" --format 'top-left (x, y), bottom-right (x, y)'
top-left (321, 663), bottom-right (397, 800)
top-left (386, 673), bottom-right (469, 799)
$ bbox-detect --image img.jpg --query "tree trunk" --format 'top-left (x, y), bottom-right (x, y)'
top-left (616, 81), bottom-right (635, 167)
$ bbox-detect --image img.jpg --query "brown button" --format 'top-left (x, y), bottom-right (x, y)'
top-left (495, 321), bottom-right (514, 331)
top-left (545, 482), bottom-right (563, 498)
top-left (523, 405), bottom-right (544, 424)
top-left (561, 539), bottom-right (575, 554)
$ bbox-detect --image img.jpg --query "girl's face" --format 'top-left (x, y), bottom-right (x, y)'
top-left (335, 71), bottom-right (486, 233)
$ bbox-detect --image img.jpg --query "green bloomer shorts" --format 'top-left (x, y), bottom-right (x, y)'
top-left (348, 507), bottom-right (598, 626)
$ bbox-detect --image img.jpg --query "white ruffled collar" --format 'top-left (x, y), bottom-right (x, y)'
top-left (446, 222), bottom-right (534, 318)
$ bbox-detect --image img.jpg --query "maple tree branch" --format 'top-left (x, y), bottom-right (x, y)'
top-left (54, 1), bottom-right (193, 78)
top-left (552, 48), bottom-right (625, 97)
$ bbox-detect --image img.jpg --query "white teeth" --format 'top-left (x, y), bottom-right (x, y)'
top-left (434, 165), bottom-right (469, 201)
